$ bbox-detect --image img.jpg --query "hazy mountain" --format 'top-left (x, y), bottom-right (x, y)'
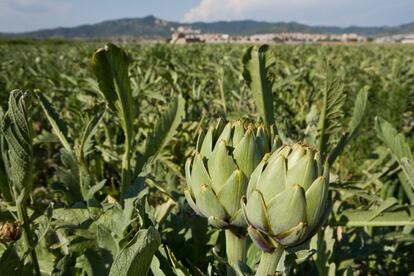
top-left (1, 15), bottom-right (413, 39)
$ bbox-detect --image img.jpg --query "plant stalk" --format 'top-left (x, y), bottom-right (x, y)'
top-left (256, 244), bottom-right (284, 276)
top-left (120, 138), bottom-right (132, 202)
top-left (14, 189), bottom-right (41, 276)
top-left (225, 230), bottom-right (246, 276)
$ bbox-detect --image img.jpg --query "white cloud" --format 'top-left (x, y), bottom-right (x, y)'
top-left (183, 0), bottom-right (316, 22)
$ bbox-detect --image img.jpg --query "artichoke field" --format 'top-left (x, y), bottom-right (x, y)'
top-left (0, 41), bottom-right (413, 275)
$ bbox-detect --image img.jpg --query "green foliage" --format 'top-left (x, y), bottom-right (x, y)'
top-left (139, 95), bottom-right (185, 169)
top-left (109, 227), bottom-right (160, 276)
top-left (0, 42), bottom-right (413, 275)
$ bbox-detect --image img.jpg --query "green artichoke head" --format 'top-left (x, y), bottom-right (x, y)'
top-left (241, 142), bottom-right (329, 251)
top-left (185, 119), bottom-right (275, 234)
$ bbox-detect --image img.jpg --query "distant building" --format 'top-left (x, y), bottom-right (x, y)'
top-left (374, 34), bottom-right (414, 43)
top-left (401, 34), bottom-right (414, 44)
top-left (170, 26), bottom-right (369, 44)
top-left (171, 26), bottom-right (231, 44)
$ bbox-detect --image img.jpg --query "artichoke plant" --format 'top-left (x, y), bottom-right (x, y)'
top-left (185, 119), bottom-right (276, 273)
top-left (241, 142), bottom-right (330, 275)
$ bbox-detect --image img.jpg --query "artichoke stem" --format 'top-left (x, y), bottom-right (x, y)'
top-left (225, 230), bottom-right (246, 276)
top-left (14, 188), bottom-right (41, 276)
top-left (256, 244), bottom-right (284, 276)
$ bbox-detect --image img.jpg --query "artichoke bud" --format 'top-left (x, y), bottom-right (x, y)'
top-left (242, 142), bottom-right (329, 248)
top-left (185, 119), bottom-right (273, 233)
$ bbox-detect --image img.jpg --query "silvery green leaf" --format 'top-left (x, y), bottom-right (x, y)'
top-left (91, 43), bottom-right (134, 140)
top-left (184, 158), bottom-right (192, 190)
top-left (318, 61), bottom-right (346, 161)
top-left (401, 157), bottom-right (414, 190)
top-left (109, 227), bottom-right (160, 276)
top-left (87, 180), bottom-right (107, 200)
top-left (79, 103), bottom-right (105, 159)
top-left (2, 90), bottom-right (33, 195)
top-left (35, 92), bottom-right (72, 152)
top-left (242, 45), bottom-right (275, 129)
top-left (141, 95), bottom-right (185, 168)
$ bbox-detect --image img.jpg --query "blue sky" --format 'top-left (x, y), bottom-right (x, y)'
top-left (1, 0), bottom-right (414, 33)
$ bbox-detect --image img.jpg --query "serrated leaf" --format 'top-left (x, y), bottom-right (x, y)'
top-left (109, 227), bottom-right (161, 276)
top-left (401, 158), bottom-right (414, 191)
top-left (77, 248), bottom-right (109, 276)
top-left (2, 90), bottom-right (33, 195)
top-left (348, 86), bottom-right (368, 136)
top-left (368, 197), bottom-right (398, 221)
top-left (375, 117), bottom-right (414, 193)
top-left (35, 92), bottom-right (72, 152)
top-left (243, 45), bottom-right (275, 129)
top-left (51, 255), bottom-right (75, 276)
top-left (375, 117), bottom-right (412, 161)
top-left (327, 87), bottom-right (368, 165)
top-left (79, 104), bottom-right (105, 159)
top-left (336, 205), bottom-right (414, 226)
top-left (91, 43), bottom-right (134, 141)
top-left (318, 62), bottom-right (346, 161)
top-left (140, 95), bottom-right (185, 169)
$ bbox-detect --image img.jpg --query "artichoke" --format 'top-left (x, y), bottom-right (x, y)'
top-left (185, 119), bottom-right (276, 234)
top-left (241, 142), bottom-right (330, 251)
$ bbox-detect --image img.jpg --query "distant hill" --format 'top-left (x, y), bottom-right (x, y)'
top-left (1, 15), bottom-right (414, 39)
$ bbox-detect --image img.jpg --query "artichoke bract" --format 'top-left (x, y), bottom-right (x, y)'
top-left (241, 142), bottom-right (329, 251)
top-left (185, 119), bottom-right (276, 234)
